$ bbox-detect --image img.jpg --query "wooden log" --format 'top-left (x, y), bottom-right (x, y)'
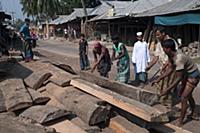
top-left (71, 79), bottom-right (169, 122)
top-left (0, 89), bottom-right (6, 112)
top-left (24, 70), bottom-right (52, 90)
top-left (52, 63), bottom-right (77, 75)
top-left (109, 115), bottom-right (149, 133)
top-left (71, 117), bottom-right (101, 133)
top-left (46, 83), bottom-right (111, 125)
top-left (20, 105), bottom-right (70, 124)
top-left (27, 88), bottom-right (50, 104)
top-left (49, 119), bottom-right (87, 133)
top-left (0, 113), bottom-right (48, 133)
top-left (49, 72), bottom-right (73, 87)
top-left (152, 123), bottom-right (192, 133)
top-left (0, 79), bottom-right (32, 111)
top-left (48, 65), bottom-right (78, 87)
top-left (79, 71), bottom-right (158, 105)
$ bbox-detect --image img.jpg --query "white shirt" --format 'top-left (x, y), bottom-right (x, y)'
top-left (132, 40), bottom-right (150, 73)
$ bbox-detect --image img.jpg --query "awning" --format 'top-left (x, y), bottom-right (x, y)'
top-left (155, 13), bottom-right (200, 25)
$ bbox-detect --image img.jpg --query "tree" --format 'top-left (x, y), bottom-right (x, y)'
top-left (20, 0), bottom-right (61, 20)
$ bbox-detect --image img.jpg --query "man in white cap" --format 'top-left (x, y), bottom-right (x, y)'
top-left (132, 32), bottom-right (150, 87)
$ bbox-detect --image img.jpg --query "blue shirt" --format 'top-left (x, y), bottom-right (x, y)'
top-left (20, 23), bottom-right (31, 40)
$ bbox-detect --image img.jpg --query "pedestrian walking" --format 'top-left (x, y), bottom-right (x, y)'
top-left (19, 18), bottom-right (33, 62)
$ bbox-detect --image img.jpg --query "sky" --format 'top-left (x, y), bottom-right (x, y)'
top-left (1, 0), bottom-right (25, 20)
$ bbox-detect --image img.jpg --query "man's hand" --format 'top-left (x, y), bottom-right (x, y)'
top-left (159, 89), bottom-right (168, 97)
top-left (145, 66), bottom-right (150, 71)
top-left (91, 66), bottom-right (95, 73)
top-left (151, 78), bottom-right (160, 86)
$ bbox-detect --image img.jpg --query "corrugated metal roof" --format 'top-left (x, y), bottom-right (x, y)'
top-left (120, 0), bottom-right (172, 16)
top-left (49, 15), bottom-right (67, 25)
top-left (89, 0), bottom-right (172, 21)
top-left (136, 0), bottom-right (200, 17)
top-left (89, 1), bottom-right (132, 16)
top-left (60, 8), bottom-right (93, 24)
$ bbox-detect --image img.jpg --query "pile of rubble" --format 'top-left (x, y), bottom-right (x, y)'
top-left (182, 41), bottom-right (200, 58)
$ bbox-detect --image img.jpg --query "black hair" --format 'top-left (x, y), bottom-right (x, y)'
top-left (80, 33), bottom-right (85, 37)
top-left (155, 26), bottom-right (166, 34)
top-left (25, 18), bottom-right (30, 23)
top-left (162, 39), bottom-right (176, 52)
top-left (111, 35), bottom-right (119, 41)
top-left (95, 35), bottom-right (101, 40)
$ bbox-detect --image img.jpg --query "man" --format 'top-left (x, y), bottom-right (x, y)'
top-left (79, 33), bottom-right (90, 70)
top-left (91, 36), bottom-right (111, 77)
top-left (146, 27), bottom-right (177, 107)
top-left (19, 18), bottom-right (33, 62)
top-left (152, 39), bottom-right (200, 126)
top-left (111, 35), bottom-right (130, 83)
top-left (132, 32), bottom-right (150, 87)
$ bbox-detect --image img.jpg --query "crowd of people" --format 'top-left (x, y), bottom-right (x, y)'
top-left (78, 27), bottom-right (200, 127)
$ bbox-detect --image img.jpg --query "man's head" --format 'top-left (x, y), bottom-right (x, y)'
top-left (162, 39), bottom-right (176, 57)
top-left (80, 33), bottom-right (85, 39)
top-left (136, 32), bottom-right (143, 41)
top-left (95, 35), bottom-right (101, 41)
top-left (155, 27), bottom-right (166, 41)
top-left (93, 42), bottom-right (102, 54)
top-left (25, 18), bottom-right (30, 25)
top-left (111, 35), bottom-right (119, 44)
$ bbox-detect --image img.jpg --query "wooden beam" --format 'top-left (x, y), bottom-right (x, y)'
top-left (79, 71), bottom-right (158, 105)
top-left (109, 116), bottom-right (149, 133)
top-left (71, 79), bottom-right (169, 122)
top-left (50, 120), bottom-right (87, 133)
top-left (153, 123), bottom-right (192, 133)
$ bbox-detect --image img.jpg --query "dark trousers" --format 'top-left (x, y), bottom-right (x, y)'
top-left (79, 53), bottom-right (90, 70)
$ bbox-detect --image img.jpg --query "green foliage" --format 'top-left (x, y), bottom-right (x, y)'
top-left (20, 0), bottom-right (61, 19)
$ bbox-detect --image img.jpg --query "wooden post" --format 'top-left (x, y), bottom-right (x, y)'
top-left (108, 21), bottom-right (111, 38)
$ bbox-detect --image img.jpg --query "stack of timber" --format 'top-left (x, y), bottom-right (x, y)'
top-left (0, 57), bottom-right (195, 133)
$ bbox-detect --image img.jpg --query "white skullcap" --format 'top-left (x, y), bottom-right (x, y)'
top-left (136, 32), bottom-right (142, 36)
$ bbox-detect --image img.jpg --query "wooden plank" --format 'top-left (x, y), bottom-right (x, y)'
top-left (109, 116), bottom-right (149, 133)
top-left (49, 119), bottom-right (87, 133)
top-left (153, 123), bottom-right (192, 133)
top-left (71, 79), bottom-right (169, 122)
top-left (79, 71), bottom-right (158, 105)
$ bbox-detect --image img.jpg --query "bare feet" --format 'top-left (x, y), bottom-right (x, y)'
top-left (175, 119), bottom-right (184, 127)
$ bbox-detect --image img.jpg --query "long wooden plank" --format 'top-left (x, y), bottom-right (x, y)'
top-left (50, 120), bottom-right (87, 133)
top-left (109, 116), bottom-right (149, 133)
top-left (153, 123), bottom-right (192, 133)
top-left (71, 79), bottom-right (169, 122)
top-left (79, 71), bottom-right (158, 105)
